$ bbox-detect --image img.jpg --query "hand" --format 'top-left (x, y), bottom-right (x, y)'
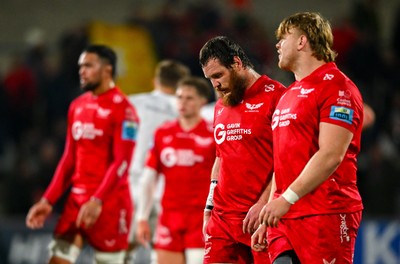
top-left (26, 199), bottom-right (53, 229)
top-left (136, 220), bottom-right (151, 248)
top-left (76, 199), bottom-right (102, 229)
top-left (259, 196), bottom-right (291, 227)
top-left (203, 210), bottom-right (211, 239)
top-left (251, 223), bottom-right (268, 252)
top-left (242, 202), bottom-right (264, 234)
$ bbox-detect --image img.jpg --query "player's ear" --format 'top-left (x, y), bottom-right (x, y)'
top-left (232, 56), bottom-right (243, 69)
top-left (299, 35), bottom-right (307, 47)
top-left (104, 64), bottom-right (113, 76)
top-left (200, 97), bottom-right (207, 106)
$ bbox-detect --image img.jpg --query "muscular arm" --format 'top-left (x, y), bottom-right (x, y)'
top-left (262, 122), bottom-right (353, 227)
top-left (288, 122), bottom-right (353, 198)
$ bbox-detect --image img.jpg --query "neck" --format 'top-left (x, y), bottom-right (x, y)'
top-left (245, 68), bottom-right (261, 90)
top-left (93, 80), bottom-right (115, 95)
top-left (157, 85), bottom-right (175, 95)
top-left (293, 57), bottom-right (326, 81)
top-left (179, 115), bottom-right (202, 131)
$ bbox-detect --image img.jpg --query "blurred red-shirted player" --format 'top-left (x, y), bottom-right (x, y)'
top-left (26, 44), bottom-right (139, 264)
top-left (199, 36), bottom-right (285, 264)
top-left (135, 76), bottom-right (216, 264)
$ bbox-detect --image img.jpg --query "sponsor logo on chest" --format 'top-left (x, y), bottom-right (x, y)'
top-left (72, 121), bottom-right (104, 140)
top-left (271, 108), bottom-right (297, 130)
top-left (160, 147), bottom-right (204, 167)
top-left (214, 123), bottom-right (252, 144)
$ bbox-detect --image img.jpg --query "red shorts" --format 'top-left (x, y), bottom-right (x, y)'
top-left (268, 211), bottom-right (362, 264)
top-left (54, 186), bottom-right (133, 252)
top-left (154, 208), bottom-right (204, 252)
top-left (204, 210), bottom-right (270, 264)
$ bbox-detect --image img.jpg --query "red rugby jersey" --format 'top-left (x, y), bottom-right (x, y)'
top-left (146, 119), bottom-right (216, 210)
top-left (272, 62), bottom-right (364, 217)
top-left (213, 75), bottom-right (285, 215)
top-left (43, 87), bottom-right (139, 204)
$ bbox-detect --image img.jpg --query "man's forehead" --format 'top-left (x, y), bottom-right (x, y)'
top-left (79, 52), bottom-right (100, 62)
top-left (204, 58), bottom-right (223, 72)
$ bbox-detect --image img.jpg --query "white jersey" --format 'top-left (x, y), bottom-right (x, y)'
top-left (128, 90), bottom-right (177, 201)
top-left (201, 101), bottom-right (215, 122)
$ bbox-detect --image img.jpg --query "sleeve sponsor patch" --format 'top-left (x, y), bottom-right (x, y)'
top-left (121, 121), bottom-right (137, 141)
top-left (329, 106), bottom-right (354, 124)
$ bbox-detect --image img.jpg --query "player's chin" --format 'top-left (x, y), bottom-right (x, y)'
top-left (178, 109), bottom-right (186, 116)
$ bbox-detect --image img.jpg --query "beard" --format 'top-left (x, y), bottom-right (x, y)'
top-left (222, 70), bottom-right (247, 106)
top-left (81, 80), bottom-right (101, 92)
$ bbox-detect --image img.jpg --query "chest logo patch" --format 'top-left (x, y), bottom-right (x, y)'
top-left (72, 121), bottom-right (103, 140)
top-left (97, 107), bottom-right (111, 118)
top-left (245, 102), bottom-right (264, 112)
top-left (160, 147), bottom-right (204, 167)
top-left (300, 88), bottom-right (314, 95)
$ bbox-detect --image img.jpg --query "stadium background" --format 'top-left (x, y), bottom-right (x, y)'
top-left (0, 0), bottom-right (399, 263)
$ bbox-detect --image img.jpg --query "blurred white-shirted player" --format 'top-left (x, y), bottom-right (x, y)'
top-left (126, 59), bottom-right (190, 263)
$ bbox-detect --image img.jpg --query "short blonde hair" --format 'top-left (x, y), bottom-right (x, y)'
top-left (276, 12), bottom-right (337, 62)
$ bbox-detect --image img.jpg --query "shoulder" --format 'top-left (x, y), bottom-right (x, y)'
top-left (260, 75), bottom-right (286, 94)
top-left (316, 66), bottom-right (359, 97)
top-left (112, 89), bottom-right (139, 120)
top-left (158, 119), bottom-right (178, 131)
top-left (154, 120), bottom-right (178, 137)
top-left (111, 88), bottom-right (132, 106)
top-left (128, 92), bottom-right (152, 104)
top-left (73, 92), bottom-right (90, 102)
top-left (69, 92), bottom-right (89, 108)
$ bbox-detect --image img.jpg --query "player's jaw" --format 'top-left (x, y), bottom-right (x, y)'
top-left (179, 106), bottom-right (196, 120)
top-left (222, 70), bottom-right (246, 107)
top-left (80, 78), bottom-right (101, 92)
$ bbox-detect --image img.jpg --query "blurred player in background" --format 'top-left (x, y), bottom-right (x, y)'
top-left (26, 44), bottom-right (139, 264)
top-left (135, 76), bottom-right (215, 264)
top-left (126, 60), bottom-right (190, 263)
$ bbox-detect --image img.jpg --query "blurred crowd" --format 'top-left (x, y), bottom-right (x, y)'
top-left (0, 0), bottom-right (399, 219)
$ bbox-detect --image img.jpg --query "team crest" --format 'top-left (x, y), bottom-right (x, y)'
top-left (245, 102), bottom-right (264, 112)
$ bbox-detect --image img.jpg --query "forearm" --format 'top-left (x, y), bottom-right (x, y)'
top-left (136, 167), bottom-right (157, 221)
top-left (257, 178), bottom-right (272, 204)
top-left (286, 150), bottom-right (342, 201)
top-left (268, 173), bottom-right (276, 203)
top-left (205, 157), bottom-right (220, 212)
top-left (283, 123), bottom-right (353, 204)
top-left (210, 157), bottom-right (220, 181)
